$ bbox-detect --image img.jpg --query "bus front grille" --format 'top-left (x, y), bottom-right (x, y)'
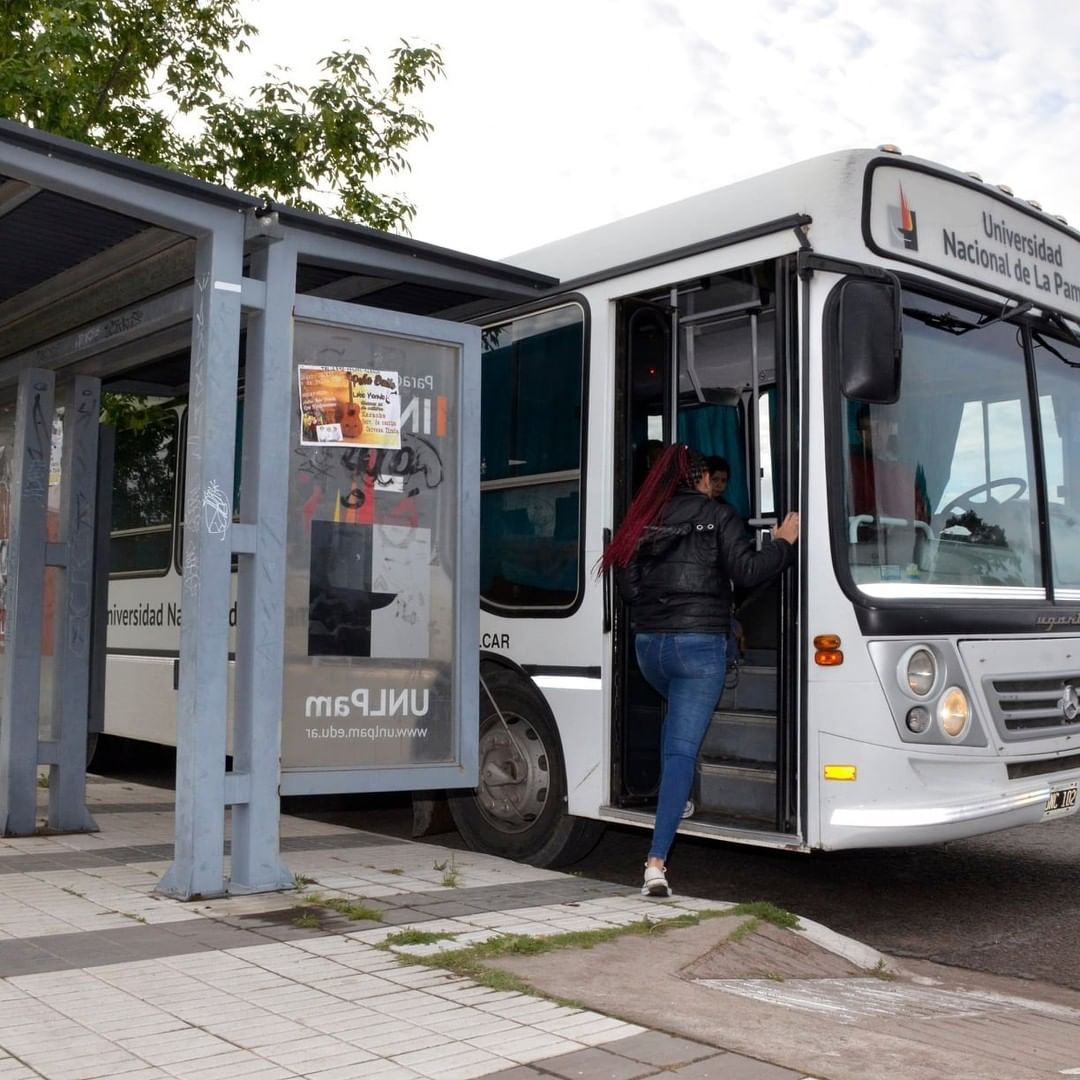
top-left (983, 674), bottom-right (1080, 738)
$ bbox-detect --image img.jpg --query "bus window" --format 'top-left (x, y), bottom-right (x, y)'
top-left (758, 390), bottom-right (776, 516)
top-left (1033, 332), bottom-right (1080, 588)
top-left (110, 411), bottom-right (179, 576)
top-left (480, 304), bottom-right (586, 610)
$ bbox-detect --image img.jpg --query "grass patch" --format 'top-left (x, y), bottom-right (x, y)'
top-left (726, 918), bottom-right (762, 945)
top-left (720, 901), bottom-right (800, 947)
top-left (293, 874), bottom-right (315, 891)
top-left (373, 901), bottom-right (801, 1005)
top-left (307, 893), bottom-right (383, 922)
top-left (388, 911), bottom-right (725, 999)
top-left (727, 901), bottom-right (800, 930)
top-left (382, 929), bottom-right (460, 947)
top-left (292, 910), bottom-right (320, 929)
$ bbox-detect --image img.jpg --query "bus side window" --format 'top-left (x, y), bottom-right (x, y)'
top-left (480, 304), bottom-right (586, 610)
top-left (110, 411), bottom-right (179, 576)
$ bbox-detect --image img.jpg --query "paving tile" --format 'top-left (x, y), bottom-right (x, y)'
top-left (528, 1046), bottom-right (657, 1080)
top-left (475, 1070), bottom-right (547, 1080)
top-left (601, 1031), bottom-right (716, 1068)
top-left (663, 1057), bottom-right (806, 1079)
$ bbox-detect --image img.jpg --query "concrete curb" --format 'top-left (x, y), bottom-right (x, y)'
top-left (793, 913), bottom-right (897, 972)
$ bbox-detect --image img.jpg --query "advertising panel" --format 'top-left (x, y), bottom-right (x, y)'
top-left (281, 319), bottom-right (461, 774)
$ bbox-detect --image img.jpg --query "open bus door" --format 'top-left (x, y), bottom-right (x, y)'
top-left (611, 257), bottom-right (801, 843)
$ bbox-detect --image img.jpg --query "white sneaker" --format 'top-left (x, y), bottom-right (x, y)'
top-left (682, 799), bottom-right (695, 819)
top-left (642, 863), bottom-right (672, 897)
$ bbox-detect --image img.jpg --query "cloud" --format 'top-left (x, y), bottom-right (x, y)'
top-left (243, 0), bottom-right (1080, 255)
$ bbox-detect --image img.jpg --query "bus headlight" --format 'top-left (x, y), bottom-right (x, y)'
top-left (905, 649), bottom-right (936, 696)
top-left (906, 706), bottom-right (931, 734)
top-left (938, 687), bottom-right (970, 738)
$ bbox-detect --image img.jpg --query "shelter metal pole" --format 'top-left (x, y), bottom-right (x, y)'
top-left (229, 227), bottom-right (295, 893)
top-left (0, 369), bottom-right (54, 834)
top-left (46, 376), bottom-right (100, 832)
top-left (158, 223), bottom-right (244, 899)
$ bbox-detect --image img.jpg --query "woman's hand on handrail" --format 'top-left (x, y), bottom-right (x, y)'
top-left (772, 512), bottom-right (800, 544)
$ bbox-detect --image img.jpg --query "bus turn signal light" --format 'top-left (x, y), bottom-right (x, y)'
top-left (824, 764), bottom-right (857, 781)
top-left (814, 634), bottom-right (843, 666)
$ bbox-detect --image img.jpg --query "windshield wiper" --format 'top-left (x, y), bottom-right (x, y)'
top-left (904, 299), bottom-right (1032, 336)
top-left (1032, 329), bottom-right (1080, 368)
top-left (1045, 311), bottom-right (1080, 348)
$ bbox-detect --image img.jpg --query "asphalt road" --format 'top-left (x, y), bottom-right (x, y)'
top-left (95, 739), bottom-right (1080, 991)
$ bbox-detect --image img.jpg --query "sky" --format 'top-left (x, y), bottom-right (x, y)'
top-left (233, 0), bottom-right (1080, 262)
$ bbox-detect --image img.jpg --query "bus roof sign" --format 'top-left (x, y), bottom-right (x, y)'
top-left (865, 162), bottom-right (1080, 323)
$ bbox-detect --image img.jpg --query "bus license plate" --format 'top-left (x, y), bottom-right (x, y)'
top-left (1044, 782), bottom-right (1079, 818)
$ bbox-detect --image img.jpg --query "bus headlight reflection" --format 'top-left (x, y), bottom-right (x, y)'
top-left (938, 687), bottom-right (970, 738)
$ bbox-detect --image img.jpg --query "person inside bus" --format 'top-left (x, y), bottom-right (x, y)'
top-left (704, 454), bottom-right (744, 694)
top-left (645, 439), bottom-right (664, 471)
top-left (849, 404), bottom-right (929, 525)
top-left (705, 455), bottom-right (730, 502)
top-left (598, 444), bottom-right (798, 897)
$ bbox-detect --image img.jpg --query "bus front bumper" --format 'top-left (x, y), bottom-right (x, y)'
top-left (817, 735), bottom-right (1080, 850)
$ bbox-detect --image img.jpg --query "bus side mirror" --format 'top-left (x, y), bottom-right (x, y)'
top-left (838, 276), bottom-right (902, 403)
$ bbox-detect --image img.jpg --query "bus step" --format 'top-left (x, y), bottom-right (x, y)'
top-left (719, 664), bottom-right (777, 712)
top-left (701, 710), bottom-right (777, 764)
top-left (695, 758), bottom-right (775, 822)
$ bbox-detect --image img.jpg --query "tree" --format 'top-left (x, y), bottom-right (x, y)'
top-left (0, 0), bottom-right (443, 231)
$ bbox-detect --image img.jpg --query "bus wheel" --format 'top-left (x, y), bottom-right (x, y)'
top-left (86, 732), bottom-right (100, 769)
top-left (448, 669), bottom-right (603, 868)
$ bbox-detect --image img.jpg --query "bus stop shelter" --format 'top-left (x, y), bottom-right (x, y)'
top-left (0, 118), bottom-right (554, 899)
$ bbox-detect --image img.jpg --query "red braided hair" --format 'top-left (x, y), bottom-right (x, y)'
top-left (597, 443), bottom-right (705, 574)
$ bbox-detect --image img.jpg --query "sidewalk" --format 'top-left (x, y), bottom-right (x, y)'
top-left (0, 777), bottom-right (1076, 1080)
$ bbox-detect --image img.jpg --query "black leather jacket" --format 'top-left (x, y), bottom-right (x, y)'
top-left (630, 490), bottom-right (794, 634)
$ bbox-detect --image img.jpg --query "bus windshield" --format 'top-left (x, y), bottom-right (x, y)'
top-left (839, 288), bottom-right (1080, 597)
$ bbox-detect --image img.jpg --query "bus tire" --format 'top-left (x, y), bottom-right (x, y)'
top-left (448, 668), bottom-right (604, 868)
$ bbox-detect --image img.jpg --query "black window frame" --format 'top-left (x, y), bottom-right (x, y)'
top-left (478, 295), bottom-right (591, 618)
top-left (107, 408), bottom-right (181, 580)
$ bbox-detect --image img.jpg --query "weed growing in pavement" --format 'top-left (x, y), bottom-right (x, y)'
top-left (433, 853), bottom-right (460, 888)
top-left (292, 874), bottom-right (315, 891)
top-left (305, 893), bottom-right (383, 922)
top-left (381, 929), bottom-right (460, 947)
top-left (292, 910), bottom-right (320, 929)
top-left (385, 868), bottom-right (405, 875)
top-left (871, 958), bottom-right (896, 980)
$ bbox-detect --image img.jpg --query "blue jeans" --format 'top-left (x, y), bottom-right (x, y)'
top-left (635, 632), bottom-right (728, 863)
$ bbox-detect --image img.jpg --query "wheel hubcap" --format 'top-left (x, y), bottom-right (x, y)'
top-left (475, 713), bottom-right (549, 833)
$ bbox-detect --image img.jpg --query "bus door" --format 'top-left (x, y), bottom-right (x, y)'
top-left (613, 258), bottom-right (800, 839)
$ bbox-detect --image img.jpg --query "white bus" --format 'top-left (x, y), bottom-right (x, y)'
top-left (105, 147), bottom-right (1080, 865)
